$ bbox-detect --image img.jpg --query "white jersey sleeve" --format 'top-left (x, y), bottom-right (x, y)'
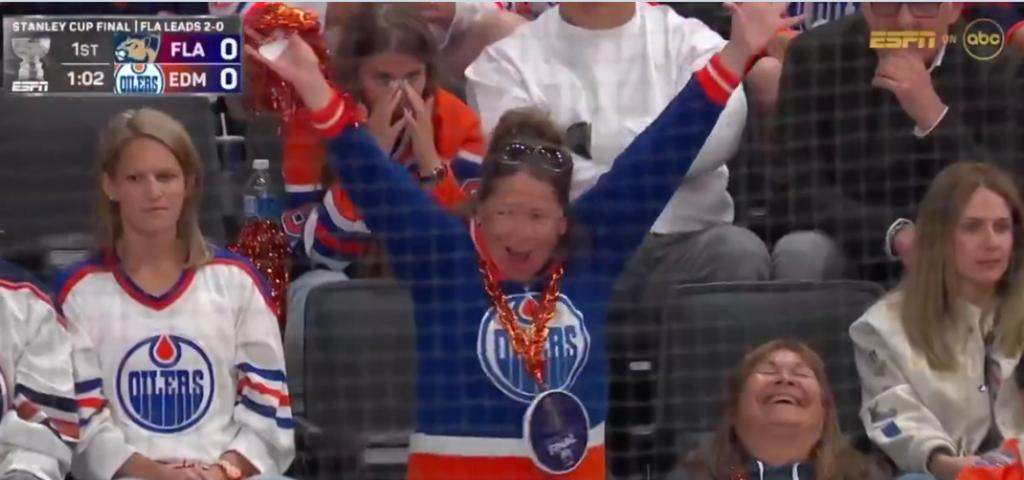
top-left (0, 279), bottom-right (78, 480)
top-left (225, 263), bottom-right (295, 474)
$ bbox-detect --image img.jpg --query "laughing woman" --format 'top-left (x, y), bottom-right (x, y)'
top-left (247, 3), bottom-right (801, 479)
top-left (677, 340), bottom-right (882, 480)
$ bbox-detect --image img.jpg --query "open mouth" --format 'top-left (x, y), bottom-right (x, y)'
top-left (766, 394), bottom-right (800, 406)
top-left (506, 247), bottom-right (531, 264)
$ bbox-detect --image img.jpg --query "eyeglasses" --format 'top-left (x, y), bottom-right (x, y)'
top-left (499, 142), bottom-right (571, 173)
top-left (868, 2), bottom-right (942, 18)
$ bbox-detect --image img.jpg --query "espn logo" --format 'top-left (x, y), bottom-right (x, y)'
top-left (11, 81), bottom-right (49, 93)
top-left (869, 31), bottom-right (939, 49)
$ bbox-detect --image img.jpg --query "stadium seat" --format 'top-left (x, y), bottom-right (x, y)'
top-left (637, 280), bottom-right (883, 479)
top-left (296, 278), bottom-right (415, 480)
top-left (0, 95), bottom-right (226, 274)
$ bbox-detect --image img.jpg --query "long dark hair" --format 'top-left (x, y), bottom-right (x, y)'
top-left (332, 3), bottom-right (439, 104)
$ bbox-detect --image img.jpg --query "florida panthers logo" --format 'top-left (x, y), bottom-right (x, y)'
top-left (478, 294), bottom-right (590, 403)
top-left (113, 33), bottom-right (160, 63)
top-left (116, 334), bottom-right (214, 434)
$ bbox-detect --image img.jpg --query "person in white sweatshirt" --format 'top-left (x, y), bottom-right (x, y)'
top-left (466, 2), bottom-right (842, 308)
top-left (850, 162), bottom-right (1024, 480)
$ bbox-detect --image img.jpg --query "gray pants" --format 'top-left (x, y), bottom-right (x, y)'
top-left (615, 225), bottom-right (845, 307)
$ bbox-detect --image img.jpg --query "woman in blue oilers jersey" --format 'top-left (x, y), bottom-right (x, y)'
top-left (53, 109), bottom-right (294, 480)
top-left (248, 3), bottom-right (802, 479)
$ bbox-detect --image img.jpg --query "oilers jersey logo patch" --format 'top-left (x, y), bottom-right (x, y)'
top-left (116, 334), bottom-right (214, 434)
top-left (478, 293), bottom-right (590, 403)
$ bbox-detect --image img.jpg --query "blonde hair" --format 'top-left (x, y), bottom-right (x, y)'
top-left (697, 339), bottom-right (878, 480)
top-left (96, 108), bottom-right (211, 267)
top-left (901, 162), bottom-right (1024, 371)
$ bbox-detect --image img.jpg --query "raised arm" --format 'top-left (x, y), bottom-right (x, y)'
top-left (573, 3), bottom-right (801, 276)
top-left (246, 33), bottom-right (471, 283)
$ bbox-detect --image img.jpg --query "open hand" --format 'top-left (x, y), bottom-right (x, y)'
top-left (244, 28), bottom-right (333, 110)
top-left (367, 88), bottom-right (406, 152)
top-left (400, 82), bottom-right (442, 174)
top-left (720, 2), bottom-right (804, 73)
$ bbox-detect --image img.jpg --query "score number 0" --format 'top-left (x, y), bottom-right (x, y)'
top-left (219, 37), bottom-right (240, 91)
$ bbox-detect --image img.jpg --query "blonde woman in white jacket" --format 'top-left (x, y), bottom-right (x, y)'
top-left (850, 162), bottom-right (1024, 480)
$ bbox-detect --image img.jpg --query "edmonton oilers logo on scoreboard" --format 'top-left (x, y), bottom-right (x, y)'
top-left (478, 293), bottom-right (591, 402)
top-left (115, 334), bottom-right (214, 433)
top-left (114, 63), bottom-right (165, 95)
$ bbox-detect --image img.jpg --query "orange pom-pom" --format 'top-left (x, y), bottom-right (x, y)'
top-left (229, 218), bottom-right (290, 327)
top-left (244, 2), bottom-right (329, 123)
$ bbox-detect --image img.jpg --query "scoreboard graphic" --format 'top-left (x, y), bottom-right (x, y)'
top-left (3, 16), bottom-right (243, 96)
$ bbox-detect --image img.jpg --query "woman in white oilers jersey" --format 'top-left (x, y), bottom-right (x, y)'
top-left (54, 109), bottom-right (294, 480)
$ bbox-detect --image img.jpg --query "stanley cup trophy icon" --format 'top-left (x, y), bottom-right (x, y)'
top-left (11, 37), bottom-right (50, 81)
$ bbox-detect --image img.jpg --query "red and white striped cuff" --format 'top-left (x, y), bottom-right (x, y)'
top-left (695, 53), bottom-right (742, 106)
top-left (308, 89), bottom-right (361, 138)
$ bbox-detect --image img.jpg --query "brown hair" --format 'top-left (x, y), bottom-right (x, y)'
top-left (900, 162), bottom-right (1024, 371)
top-left (333, 3), bottom-right (439, 104)
top-left (96, 108), bottom-right (211, 267)
top-left (476, 107), bottom-right (572, 210)
top-left (700, 339), bottom-right (877, 480)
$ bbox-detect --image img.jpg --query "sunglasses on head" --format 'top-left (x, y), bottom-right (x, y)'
top-left (869, 2), bottom-right (942, 18)
top-left (499, 142), bottom-right (570, 173)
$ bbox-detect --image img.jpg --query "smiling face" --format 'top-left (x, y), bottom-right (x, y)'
top-left (475, 170), bottom-right (567, 283)
top-left (735, 348), bottom-right (826, 433)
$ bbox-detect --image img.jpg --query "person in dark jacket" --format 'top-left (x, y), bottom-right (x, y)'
top-left (739, 4), bottom-right (1024, 285)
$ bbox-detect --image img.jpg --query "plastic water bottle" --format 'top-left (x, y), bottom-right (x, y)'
top-left (242, 158), bottom-right (281, 222)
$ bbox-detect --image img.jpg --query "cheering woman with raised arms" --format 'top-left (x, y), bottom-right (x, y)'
top-left (249, 3), bottom-right (799, 479)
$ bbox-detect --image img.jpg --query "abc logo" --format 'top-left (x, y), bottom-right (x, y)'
top-left (966, 32), bottom-right (1001, 45)
top-left (962, 18), bottom-right (1005, 61)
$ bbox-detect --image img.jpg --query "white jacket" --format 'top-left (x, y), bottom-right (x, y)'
top-left (850, 292), bottom-right (1024, 473)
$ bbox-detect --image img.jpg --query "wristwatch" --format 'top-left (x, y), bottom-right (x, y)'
top-left (216, 459), bottom-right (243, 480)
top-left (419, 164), bottom-right (448, 184)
